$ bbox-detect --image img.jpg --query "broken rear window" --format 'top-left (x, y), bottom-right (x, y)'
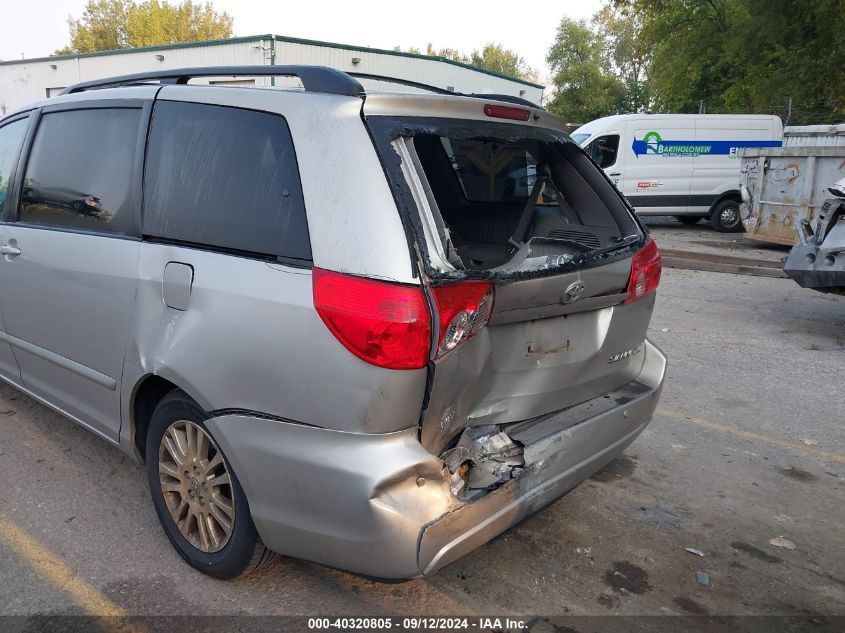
top-left (408, 126), bottom-right (640, 271)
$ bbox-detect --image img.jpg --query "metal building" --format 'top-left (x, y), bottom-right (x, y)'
top-left (0, 34), bottom-right (544, 113)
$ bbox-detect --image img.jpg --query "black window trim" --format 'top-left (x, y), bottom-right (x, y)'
top-left (0, 112), bottom-right (35, 224)
top-left (142, 235), bottom-right (312, 269)
top-left (9, 99), bottom-right (152, 239)
top-left (141, 98), bottom-right (313, 264)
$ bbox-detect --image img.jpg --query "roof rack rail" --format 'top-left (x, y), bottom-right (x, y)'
top-left (59, 65), bottom-right (542, 109)
top-left (347, 72), bottom-right (455, 95)
top-left (348, 72), bottom-right (541, 108)
top-left (59, 65), bottom-right (365, 97)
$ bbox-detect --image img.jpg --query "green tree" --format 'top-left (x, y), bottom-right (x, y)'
top-left (402, 42), bottom-right (535, 81)
top-left (546, 18), bottom-right (624, 124)
top-left (58, 0), bottom-right (232, 54)
top-left (425, 43), bottom-right (470, 64)
top-left (57, 0), bottom-right (130, 54)
top-left (470, 43), bottom-right (535, 81)
top-left (619, 0), bottom-right (845, 123)
top-left (593, 4), bottom-right (651, 112)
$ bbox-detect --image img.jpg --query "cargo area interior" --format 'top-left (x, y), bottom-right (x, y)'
top-left (412, 132), bottom-right (640, 271)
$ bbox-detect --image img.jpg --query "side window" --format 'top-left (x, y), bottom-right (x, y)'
top-left (143, 101), bottom-right (311, 262)
top-left (585, 134), bottom-right (620, 169)
top-left (0, 118), bottom-right (29, 216)
top-left (19, 108), bottom-right (141, 234)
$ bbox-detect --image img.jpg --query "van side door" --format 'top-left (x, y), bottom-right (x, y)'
top-left (0, 114), bottom-right (31, 384)
top-left (0, 95), bottom-right (152, 442)
top-left (624, 119), bottom-right (693, 214)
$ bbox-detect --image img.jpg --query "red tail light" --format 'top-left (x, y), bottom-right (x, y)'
top-left (313, 268), bottom-right (430, 369)
top-left (483, 104), bottom-right (531, 121)
top-left (624, 239), bottom-right (662, 304)
top-left (431, 281), bottom-right (494, 359)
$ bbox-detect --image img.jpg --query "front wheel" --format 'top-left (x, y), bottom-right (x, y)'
top-left (146, 390), bottom-right (275, 579)
top-left (710, 199), bottom-right (743, 233)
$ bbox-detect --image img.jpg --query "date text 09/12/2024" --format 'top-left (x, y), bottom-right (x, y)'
top-left (307, 617), bottom-right (529, 630)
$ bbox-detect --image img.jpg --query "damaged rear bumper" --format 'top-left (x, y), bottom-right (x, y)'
top-left (205, 340), bottom-right (666, 579)
top-left (418, 339), bottom-right (665, 575)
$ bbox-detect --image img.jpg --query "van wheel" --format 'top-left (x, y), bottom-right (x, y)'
top-left (710, 199), bottom-right (743, 232)
top-left (145, 390), bottom-right (275, 579)
top-left (674, 216), bottom-right (701, 225)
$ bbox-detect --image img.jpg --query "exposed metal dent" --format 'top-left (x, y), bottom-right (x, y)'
top-left (442, 425), bottom-right (525, 499)
top-left (419, 294), bottom-right (655, 455)
top-left (419, 418), bottom-right (651, 575)
top-left (417, 340), bottom-right (666, 575)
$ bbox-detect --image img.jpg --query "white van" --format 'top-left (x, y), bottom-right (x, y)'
top-left (571, 114), bottom-right (783, 231)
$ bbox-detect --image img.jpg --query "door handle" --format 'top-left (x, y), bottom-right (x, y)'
top-left (609, 172), bottom-right (622, 176)
top-left (0, 244), bottom-right (21, 257)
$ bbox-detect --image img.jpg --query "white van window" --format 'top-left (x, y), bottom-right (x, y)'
top-left (585, 134), bottom-right (620, 169)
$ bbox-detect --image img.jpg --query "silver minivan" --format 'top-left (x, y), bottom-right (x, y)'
top-left (0, 66), bottom-right (666, 579)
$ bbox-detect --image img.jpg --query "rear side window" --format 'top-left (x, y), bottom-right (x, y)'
top-left (19, 108), bottom-right (141, 235)
top-left (143, 101), bottom-right (310, 262)
top-left (0, 118), bottom-right (28, 216)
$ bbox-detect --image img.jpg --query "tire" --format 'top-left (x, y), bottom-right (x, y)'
top-left (674, 215), bottom-right (702, 225)
top-left (709, 199), bottom-right (743, 233)
top-left (145, 390), bottom-right (275, 579)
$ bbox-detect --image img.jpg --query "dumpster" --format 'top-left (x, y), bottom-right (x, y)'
top-left (739, 124), bottom-right (845, 245)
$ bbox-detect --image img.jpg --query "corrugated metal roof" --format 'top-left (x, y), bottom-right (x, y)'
top-left (0, 33), bottom-right (544, 89)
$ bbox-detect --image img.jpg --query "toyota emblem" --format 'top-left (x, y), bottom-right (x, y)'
top-left (561, 281), bottom-right (585, 304)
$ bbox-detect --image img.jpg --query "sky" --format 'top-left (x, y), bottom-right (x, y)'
top-left (1, 0), bottom-right (605, 82)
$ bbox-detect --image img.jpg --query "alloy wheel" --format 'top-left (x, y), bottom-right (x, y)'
top-left (158, 420), bottom-right (235, 553)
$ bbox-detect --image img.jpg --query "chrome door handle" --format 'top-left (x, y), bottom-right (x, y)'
top-left (0, 245), bottom-right (21, 256)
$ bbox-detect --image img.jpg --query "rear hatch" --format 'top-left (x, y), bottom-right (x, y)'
top-left (363, 95), bottom-right (660, 467)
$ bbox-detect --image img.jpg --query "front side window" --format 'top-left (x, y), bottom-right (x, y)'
top-left (143, 101), bottom-right (310, 262)
top-left (0, 118), bottom-right (29, 216)
top-left (585, 134), bottom-right (620, 169)
top-left (19, 108), bottom-right (141, 234)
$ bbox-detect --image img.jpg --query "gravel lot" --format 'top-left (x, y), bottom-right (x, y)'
top-left (0, 219), bottom-right (843, 626)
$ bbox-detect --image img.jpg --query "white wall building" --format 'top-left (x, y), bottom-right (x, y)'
top-left (0, 34), bottom-right (544, 113)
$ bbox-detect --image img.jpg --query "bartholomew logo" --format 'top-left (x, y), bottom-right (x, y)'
top-left (632, 131), bottom-right (781, 159)
top-left (633, 130), bottom-right (713, 158)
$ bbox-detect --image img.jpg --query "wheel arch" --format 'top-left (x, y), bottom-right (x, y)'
top-left (708, 190), bottom-right (742, 216)
top-left (129, 374), bottom-right (209, 462)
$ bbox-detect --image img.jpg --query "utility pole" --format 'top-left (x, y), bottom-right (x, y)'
top-left (699, 100), bottom-right (705, 114)
top-left (785, 97), bottom-right (792, 126)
